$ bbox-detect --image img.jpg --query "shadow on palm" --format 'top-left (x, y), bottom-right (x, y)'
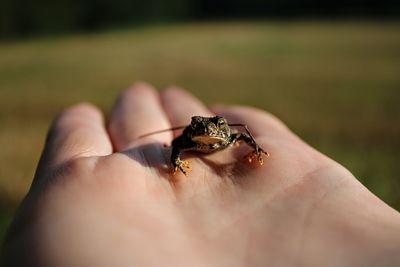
top-left (120, 140), bottom-right (264, 184)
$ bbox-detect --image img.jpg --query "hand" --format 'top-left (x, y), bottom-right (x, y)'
top-left (3, 83), bottom-right (400, 267)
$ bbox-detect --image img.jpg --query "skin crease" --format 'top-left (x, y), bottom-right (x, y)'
top-left (2, 83), bottom-right (400, 267)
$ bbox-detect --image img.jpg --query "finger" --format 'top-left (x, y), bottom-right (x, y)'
top-left (160, 87), bottom-right (213, 137)
top-left (36, 103), bottom-right (112, 176)
top-left (108, 82), bottom-right (172, 151)
top-left (211, 105), bottom-right (297, 140)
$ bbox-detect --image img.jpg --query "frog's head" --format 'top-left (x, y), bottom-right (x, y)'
top-left (189, 116), bottom-right (231, 144)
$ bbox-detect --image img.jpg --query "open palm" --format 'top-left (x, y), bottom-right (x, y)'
top-left (3, 83), bottom-right (400, 267)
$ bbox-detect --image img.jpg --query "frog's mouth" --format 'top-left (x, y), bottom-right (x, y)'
top-left (192, 135), bottom-right (225, 145)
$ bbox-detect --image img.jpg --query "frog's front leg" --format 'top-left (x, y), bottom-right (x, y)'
top-left (171, 146), bottom-right (192, 176)
top-left (231, 130), bottom-right (269, 165)
top-left (170, 136), bottom-right (196, 176)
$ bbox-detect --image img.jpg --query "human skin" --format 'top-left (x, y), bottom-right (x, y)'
top-left (2, 83), bottom-right (400, 267)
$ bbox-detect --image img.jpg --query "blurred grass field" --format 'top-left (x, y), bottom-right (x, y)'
top-left (0, 21), bottom-right (399, 242)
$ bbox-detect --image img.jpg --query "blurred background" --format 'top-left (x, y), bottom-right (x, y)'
top-left (0, 1), bottom-right (399, 243)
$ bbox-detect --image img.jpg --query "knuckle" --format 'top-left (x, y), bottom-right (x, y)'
top-left (62, 102), bottom-right (99, 118)
top-left (55, 156), bottom-right (97, 181)
top-left (50, 102), bottom-right (100, 132)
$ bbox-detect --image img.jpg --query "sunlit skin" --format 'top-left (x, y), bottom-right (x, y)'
top-left (2, 83), bottom-right (400, 267)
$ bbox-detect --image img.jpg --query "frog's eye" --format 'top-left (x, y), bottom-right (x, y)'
top-left (218, 119), bottom-right (226, 126)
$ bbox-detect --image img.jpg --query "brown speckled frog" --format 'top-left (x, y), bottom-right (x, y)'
top-left (170, 116), bottom-right (269, 175)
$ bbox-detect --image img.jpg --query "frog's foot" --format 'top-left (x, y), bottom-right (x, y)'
top-left (173, 160), bottom-right (192, 176)
top-left (244, 148), bottom-right (270, 165)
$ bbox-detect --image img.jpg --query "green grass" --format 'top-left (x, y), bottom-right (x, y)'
top-left (1, 21), bottom-right (400, 243)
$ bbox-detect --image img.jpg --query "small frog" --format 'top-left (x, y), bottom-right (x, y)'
top-left (140, 116), bottom-right (269, 175)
